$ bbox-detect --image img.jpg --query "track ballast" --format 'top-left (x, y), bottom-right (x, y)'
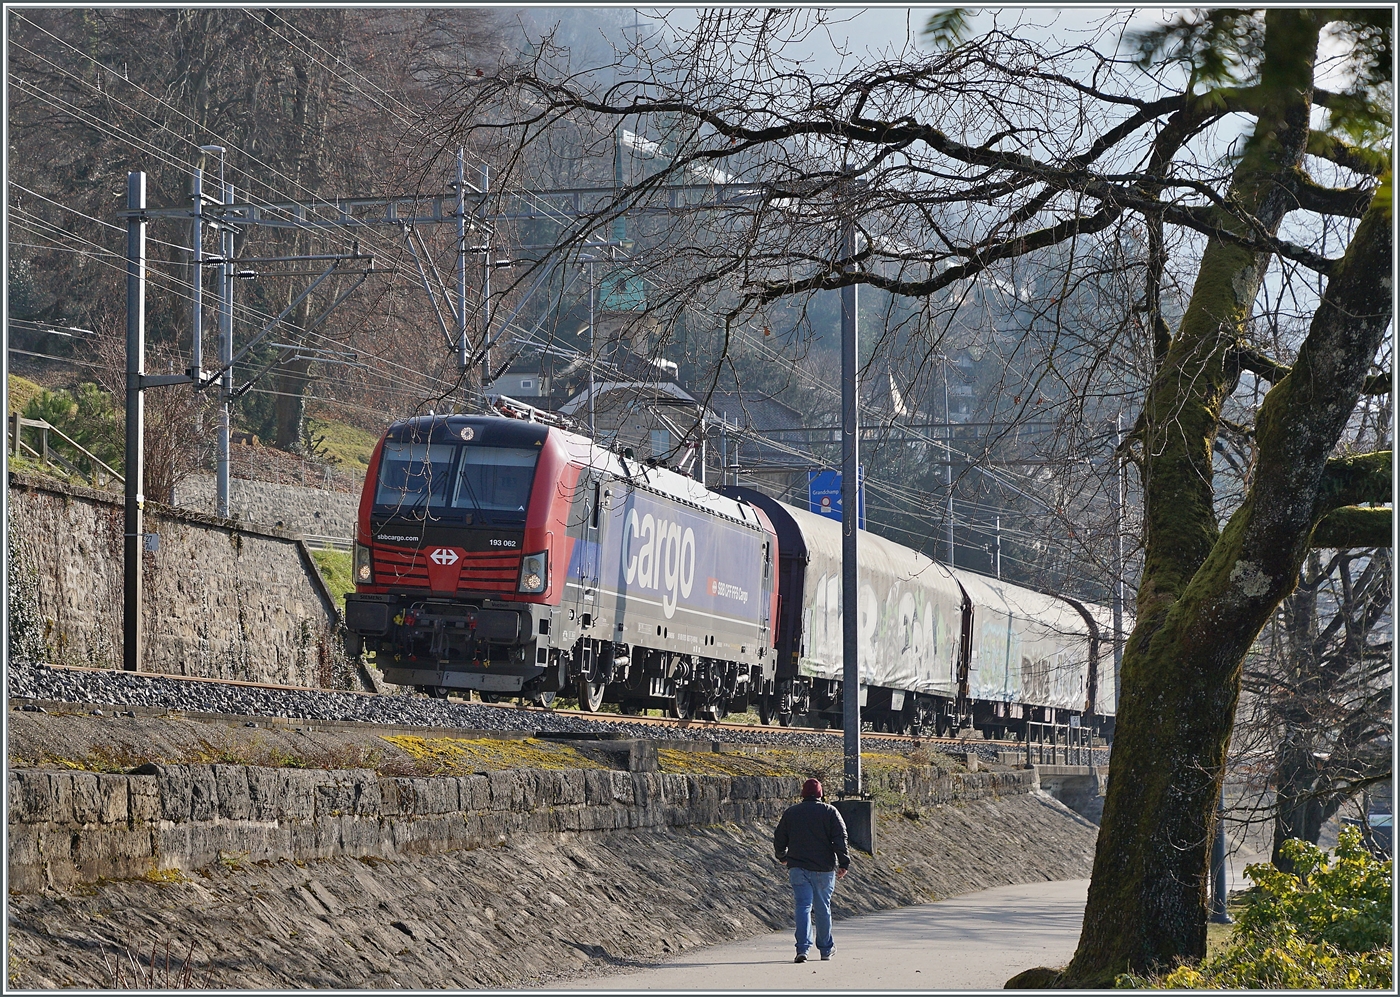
top-left (7, 661), bottom-right (1106, 764)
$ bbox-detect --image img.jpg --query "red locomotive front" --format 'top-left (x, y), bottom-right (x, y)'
top-left (346, 410), bottom-right (783, 715)
top-left (344, 414), bottom-right (577, 699)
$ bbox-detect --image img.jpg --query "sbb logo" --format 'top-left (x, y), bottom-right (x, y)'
top-left (708, 577), bottom-right (750, 604)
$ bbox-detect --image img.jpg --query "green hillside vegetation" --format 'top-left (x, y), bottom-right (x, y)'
top-left (7, 375), bottom-right (45, 416)
top-left (310, 549), bottom-right (354, 612)
top-left (13, 381), bottom-right (124, 484)
top-left (307, 417), bottom-right (380, 475)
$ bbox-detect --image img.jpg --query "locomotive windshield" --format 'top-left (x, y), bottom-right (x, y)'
top-left (375, 442), bottom-right (538, 524)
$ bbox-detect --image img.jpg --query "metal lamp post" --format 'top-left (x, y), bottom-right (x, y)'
top-left (834, 210), bottom-right (874, 854)
top-left (840, 217), bottom-right (860, 799)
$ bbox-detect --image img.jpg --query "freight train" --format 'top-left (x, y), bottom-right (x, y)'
top-left (344, 409), bottom-right (1118, 741)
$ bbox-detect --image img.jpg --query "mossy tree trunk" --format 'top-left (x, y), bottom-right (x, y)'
top-left (1052, 11), bottom-right (1394, 986)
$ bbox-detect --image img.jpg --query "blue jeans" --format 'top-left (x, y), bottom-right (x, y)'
top-left (788, 867), bottom-right (836, 955)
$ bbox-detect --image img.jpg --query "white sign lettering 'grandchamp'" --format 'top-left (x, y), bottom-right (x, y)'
top-left (429, 548), bottom-right (460, 566)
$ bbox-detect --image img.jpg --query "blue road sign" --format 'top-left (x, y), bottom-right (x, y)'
top-left (808, 467), bottom-right (865, 528)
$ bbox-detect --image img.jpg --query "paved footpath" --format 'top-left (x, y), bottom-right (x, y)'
top-left (568, 879), bottom-right (1090, 991)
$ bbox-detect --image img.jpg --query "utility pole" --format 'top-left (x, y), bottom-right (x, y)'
top-left (190, 169), bottom-right (204, 379)
top-left (217, 176), bottom-right (235, 519)
top-left (840, 216), bottom-right (861, 798)
top-left (587, 261), bottom-right (596, 437)
top-left (834, 211), bottom-right (874, 855)
top-left (455, 148), bottom-right (469, 402)
top-left (123, 172), bottom-right (147, 672)
top-left (1111, 412), bottom-right (1125, 710)
top-left (479, 160), bottom-right (492, 396)
top-left (943, 360), bottom-right (955, 566)
top-left (995, 515), bottom-right (1002, 579)
top-left (718, 421), bottom-right (728, 486)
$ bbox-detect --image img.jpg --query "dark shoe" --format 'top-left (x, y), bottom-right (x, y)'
top-left (820, 947), bottom-right (834, 961)
top-left (794, 953), bottom-right (807, 964)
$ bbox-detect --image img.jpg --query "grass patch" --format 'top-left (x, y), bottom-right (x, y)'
top-left (1206, 901), bottom-right (1245, 958)
top-left (656, 748), bottom-right (791, 777)
top-left (7, 374), bottom-right (45, 415)
top-left (377, 735), bottom-right (608, 775)
top-left (306, 417), bottom-right (380, 474)
top-left (9, 733), bottom-right (389, 775)
top-left (310, 549), bottom-right (354, 612)
top-left (751, 745), bottom-right (954, 786)
top-left (141, 867), bottom-right (189, 885)
top-left (654, 745), bottom-right (955, 782)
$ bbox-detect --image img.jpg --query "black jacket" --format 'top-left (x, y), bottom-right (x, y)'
top-left (774, 798), bottom-right (850, 872)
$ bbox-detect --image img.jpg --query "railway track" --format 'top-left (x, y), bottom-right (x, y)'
top-left (7, 660), bottom-right (1107, 764)
top-left (518, 702), bottom-right (1019, 749)
top-left (504, 705), bottom-right (1109, 768)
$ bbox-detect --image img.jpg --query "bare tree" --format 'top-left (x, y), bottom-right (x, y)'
top-left (7, 7), bottom-right (518, 450)
top-left (433, 8), bottom-right (1392, 983)
top-left (1233, 547), bottom-right (1393, 869)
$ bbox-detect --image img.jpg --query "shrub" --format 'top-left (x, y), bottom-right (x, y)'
top-left (1119, 827), bottom-right (1392, 989)
top-left (22, 382), bottom-right (124, 474)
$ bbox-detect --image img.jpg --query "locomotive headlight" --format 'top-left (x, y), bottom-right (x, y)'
top-left (518, 551), bottom-right (547, 594)
top-left (354, 543), bottom-right (374, 584)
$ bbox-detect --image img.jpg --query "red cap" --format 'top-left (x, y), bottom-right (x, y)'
top-left (802, 778), bottom-right (823, 799)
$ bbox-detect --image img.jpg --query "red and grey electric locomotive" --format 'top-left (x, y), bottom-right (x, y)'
top-left (344, 412), bottom-right (780, 716)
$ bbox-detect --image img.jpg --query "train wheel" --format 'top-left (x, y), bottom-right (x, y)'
top-left (935, 712), bottom-right (950, 738)
top-left (671, 683), bottom-right (695, 720)
top-left (532, 690), bottom-right (557, 709)
top-left (757, 694), bottom-right (774, 726)
top-left (577, 675), bottom-right (605, 712)
top-left (778, 712), bottom-right (793, 727)
top-left (913, 701), bottom-right (935, 737)
top-left (711, 698), bottom-right (729, 721)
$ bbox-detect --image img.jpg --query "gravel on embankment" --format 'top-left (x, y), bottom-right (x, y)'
top-left (9, 660), bottom-right (1078, 762)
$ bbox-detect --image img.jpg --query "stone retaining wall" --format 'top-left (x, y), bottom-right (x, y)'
top-left (172, 473), bottom-right (359, 539)
top-left (7, 473), bottom-right (351, 687)
top-left (7, 764), bottom-right (1036, 893)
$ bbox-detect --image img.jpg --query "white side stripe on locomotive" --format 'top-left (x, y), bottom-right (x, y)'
top-left (562, 581), bottom-right (756, 630)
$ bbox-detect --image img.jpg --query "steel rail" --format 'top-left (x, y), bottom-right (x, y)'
top-left (12, 662), bottom-right (1062, 749)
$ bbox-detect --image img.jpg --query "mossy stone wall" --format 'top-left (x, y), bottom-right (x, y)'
top-left (7, 763), bottom-right (1036, 893)
top-left (8, 472), bottom-right (348, 686)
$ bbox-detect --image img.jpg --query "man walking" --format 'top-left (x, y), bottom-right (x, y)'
top-left (773, 778), bottom-right (850, 963)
